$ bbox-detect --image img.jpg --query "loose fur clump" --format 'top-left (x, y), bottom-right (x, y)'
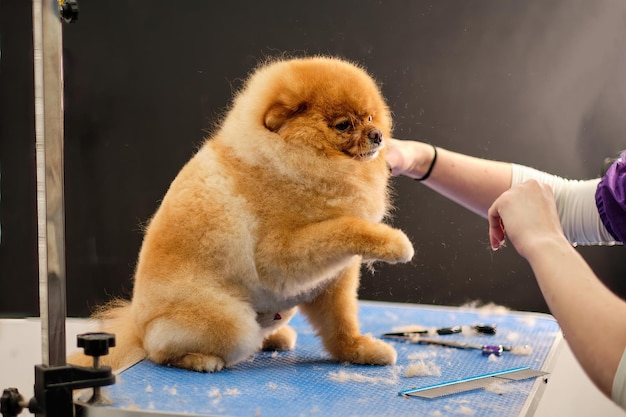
top-left (404, 360), bottom-right (442, 377)
top-left (69, 56), bottom-right (414, 372)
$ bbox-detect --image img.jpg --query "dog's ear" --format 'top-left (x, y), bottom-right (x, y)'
top-left (263, 103), bottom-right (290, 132)
top-left (264, 101), bottom-right (308, 132)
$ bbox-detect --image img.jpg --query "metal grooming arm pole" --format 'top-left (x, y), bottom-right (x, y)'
top-left (0, 3), bottom-right (115, 417)
top-left (33, 0), bottom-right (68, 370)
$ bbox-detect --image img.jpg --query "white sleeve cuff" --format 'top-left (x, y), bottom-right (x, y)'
top-left (613, 346), bottom-right (626, 411)
top-left (510, 164), bottom-right (619, 246)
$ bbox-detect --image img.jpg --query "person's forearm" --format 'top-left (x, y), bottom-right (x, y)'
top-left (511, 165), bottom-right (617, 245)
top-left (421, 147), bottom-right (513, 218)
top-left (392, 140), bottom-right (617, 243)
top-left (524, 236), bottom-right (626, 397)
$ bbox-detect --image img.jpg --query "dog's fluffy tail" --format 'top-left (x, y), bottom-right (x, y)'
top-left (67, 299), bottom-right (146, 371)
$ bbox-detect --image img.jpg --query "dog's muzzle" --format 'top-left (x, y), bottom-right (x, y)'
top-left (368, 128), bottom-right (383, 146)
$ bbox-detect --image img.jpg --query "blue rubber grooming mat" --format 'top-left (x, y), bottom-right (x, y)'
top-left (80, 302), bottom-right (561, 417)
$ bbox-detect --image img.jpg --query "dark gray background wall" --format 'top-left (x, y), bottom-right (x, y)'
top-left (1, 0), bottom-right (625, 317)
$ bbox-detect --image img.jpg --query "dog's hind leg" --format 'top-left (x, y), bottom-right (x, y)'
top-left (141, 294), bottom-right (262, 372)
top-left (262, 324), bottom-right (297, 351)
top-left (258, 307), bottom-right (297, 351)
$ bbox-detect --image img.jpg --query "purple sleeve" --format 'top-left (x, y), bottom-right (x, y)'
top-left (595, 151), bottom-right (626, 243)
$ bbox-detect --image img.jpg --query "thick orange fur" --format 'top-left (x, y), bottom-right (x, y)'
top-left (68, 56), bottom-right (414, 372)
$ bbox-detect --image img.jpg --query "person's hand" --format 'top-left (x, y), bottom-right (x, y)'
top-left (487, 180), bottom-right (567, 257)
top-left (385, 138), bottom-right (435, 179)
top-left (385, 138), bottom-right (414, 176)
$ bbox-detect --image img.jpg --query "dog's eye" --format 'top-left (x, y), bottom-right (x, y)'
top-left (368, 115), bottom-right (373, 122)
top-left (335, 121), bottom-right (351, 132)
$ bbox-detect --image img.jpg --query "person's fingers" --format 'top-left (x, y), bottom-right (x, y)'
top-left (384, 140), bottom-right (403, 176)
top-left (487, 204), bottom-right (506, 250)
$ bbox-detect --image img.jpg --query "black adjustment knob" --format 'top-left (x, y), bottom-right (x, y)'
top-left (1, 388), bottom-right (25, 417)
top-left (77, 332), bottom-right (116, 358)
top-left (59, 0), bottom-right (79, 23)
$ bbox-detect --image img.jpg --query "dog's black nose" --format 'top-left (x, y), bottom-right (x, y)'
top-left (368, 128), bottom-right (383, 145)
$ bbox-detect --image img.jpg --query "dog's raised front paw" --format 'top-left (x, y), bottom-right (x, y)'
top-left (373, 228), bottom-right (414, 264)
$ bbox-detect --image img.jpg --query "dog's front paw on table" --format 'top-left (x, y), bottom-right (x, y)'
top-left (335, 334), bottom-right (397, 366)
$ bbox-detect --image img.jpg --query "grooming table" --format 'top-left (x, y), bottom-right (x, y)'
top-left (77, 302), bottom-right (561, 417)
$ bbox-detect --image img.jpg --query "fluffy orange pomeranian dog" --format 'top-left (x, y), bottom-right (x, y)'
top-left (69, 56), bottom-right (414, 372)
